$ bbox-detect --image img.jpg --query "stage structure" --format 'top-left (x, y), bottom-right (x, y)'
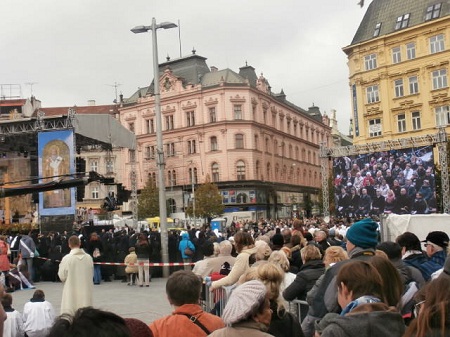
top-left (320, 128), bottom-right (449, 218)
top-left (0, 108), bottom-right (136, 231)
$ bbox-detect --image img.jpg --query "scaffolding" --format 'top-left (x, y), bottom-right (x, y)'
top-left (320, 128), bottom-right (449, 217)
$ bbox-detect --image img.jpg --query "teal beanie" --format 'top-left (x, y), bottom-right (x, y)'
top-left (346, 218), bottom-right (379, 249)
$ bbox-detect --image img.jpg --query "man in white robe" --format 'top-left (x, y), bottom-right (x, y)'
top-left (58, 235), bottom-right (94, 315)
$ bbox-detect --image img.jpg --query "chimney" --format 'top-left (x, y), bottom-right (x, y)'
top-left (210, 66), bottom-right (218, 72)
top-left (87, 100), bottom-right (96, 106)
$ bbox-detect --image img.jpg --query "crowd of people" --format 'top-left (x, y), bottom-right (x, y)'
top-left (0, 215), bottom-right (447, 336)
top-left (333, 148), bottom-right (437, 217)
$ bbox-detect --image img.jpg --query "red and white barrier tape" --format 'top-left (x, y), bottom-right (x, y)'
top-left (36, 257), bottom-right (193, 266)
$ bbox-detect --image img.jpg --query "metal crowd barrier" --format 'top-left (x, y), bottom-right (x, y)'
top-left (202, 282), bottom-right (309, 323)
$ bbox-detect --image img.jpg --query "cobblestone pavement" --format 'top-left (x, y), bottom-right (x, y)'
top-left (8, 278), bottom-right (173, 324)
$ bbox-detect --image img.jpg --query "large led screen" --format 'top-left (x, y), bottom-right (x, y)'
top-left (332, 146), bottom-right (436, 218)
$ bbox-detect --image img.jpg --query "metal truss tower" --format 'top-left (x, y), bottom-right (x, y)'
top-left (320, 129), bottom-right (449, 217)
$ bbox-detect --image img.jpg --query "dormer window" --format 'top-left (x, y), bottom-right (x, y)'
top-left (395, 13), bottom-right (410, 30)
top-left (373, 23), bottom-right (382, 37)
top-left (425, 3), bottom-right (442, 21)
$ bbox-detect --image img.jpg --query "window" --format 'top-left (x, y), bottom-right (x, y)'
top-left (368, 118), bottom-right (382, 137)
top-left (106, 159), bottom-right (114, 173)
top-left (373, 22), bottom-right (382, 37)
top-left (234, 105), bottom-right (242, 120)
top-left (263, 108), bottom-right (267, 123)
top-left (210, 136), bottom-right (218, 151)
top-left (91, 186), bottom-right (99, 199)
top-left (129, 150), bottom-right (136, 162)
top-left (90, 160), bottom-right (98, 172)
top-left (430, 34), bottom-right (445, 54)
top-left (188, 167), bottom-right (198, 184)
top-left (209, 107), bottom-right (216, 123)
top-left (236, 160), bottom-right (246, 180)
top-left (186, 111), bottom-right (195, 127)
top-left (168, 170), bottom-right (177, 186)
top-left (235, 134), bottom-right (244, 149)
top-left (432, 69), bottom-right (448, 89)
top-left (409, 76), bottom-right (419, 94)
top-left (165, 115), bottom-right (174, 130)
top-left (146, 119), bottom-right (154, 134)
top-left (406, 43), bottom-right (416, 60)
top-left (187, 140), bottom-right (196, 154)
top-left (128, 122), bottom-right (135, 133)
top-left (166, 143), bottom-right (175, 157)
top-left (426, 3), bottom-right (442, 21)
top-left (435, 105), bottom-right (450, 126)
top-left (254, 135), bottom-right (259, 149)
top-left (364, 54), bottom-right (377, 70)
top-left (395, 13), bottom-right (410, 30)
top-left (397, 114), bottom-right (406, 133)
top-left (394, 79), bottom-right (404, 97)
top-left (366, 85), bottom-right (380, 103)
top-left (392, 47), bottom-right (401, 64)
top-left (211, 163), bottom-right (219, 182)
top-left (412, 111), bottom-right (421, 130)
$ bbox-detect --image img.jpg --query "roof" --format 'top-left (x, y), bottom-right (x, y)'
top-left (0, 99), bottom-right (26, 107)
top-left (39, 104), bottom-right (118, 116)
top-left (350, 0), bottom-right (450, 45)
top-left (201, 68), bottom-right (247, 87)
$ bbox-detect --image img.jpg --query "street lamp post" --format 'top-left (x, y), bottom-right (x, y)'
top-left (131, 18), bottom-right (177, 278)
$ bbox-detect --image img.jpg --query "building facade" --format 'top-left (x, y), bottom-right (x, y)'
top-left (343, 0), bottom-right (450, 145)
top-left (119, 53), bottom-right (331, 221)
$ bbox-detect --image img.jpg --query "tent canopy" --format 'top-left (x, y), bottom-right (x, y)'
top-left (146, 216), bottom-right (174, 223)
top-left (74, 114), bottom-right (136, 150)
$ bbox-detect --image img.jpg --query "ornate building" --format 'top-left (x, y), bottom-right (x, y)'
top-left (343, 0), bottom-right (450, 144)
top-left (119, 53), bottom-right (331, 220)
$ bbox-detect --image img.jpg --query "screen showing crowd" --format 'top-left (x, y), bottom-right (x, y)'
top-left (333, 146), bottom-right (436, 218)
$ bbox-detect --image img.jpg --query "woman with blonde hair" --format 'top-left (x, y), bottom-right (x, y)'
top-left (242, 262), bottom-right (305, 337)
top-left (268, 250), bottom-right (296, 292)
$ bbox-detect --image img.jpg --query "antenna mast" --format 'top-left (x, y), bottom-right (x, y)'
top-left (107, 82), bottom-right (122, 103)
top-left (25, 82), bottom-right (38, 97)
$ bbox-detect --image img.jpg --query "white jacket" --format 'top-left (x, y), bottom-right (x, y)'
top-left (4, 309), bottom-right (24, 337)
top-left (23, 301), bottom-right (55, 337)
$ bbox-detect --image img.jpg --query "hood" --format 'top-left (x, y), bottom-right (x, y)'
top-left (319, 305), bottom-right (405, 337)
top-left (72, 248), bottom-right (89, 260)
top-left (181, 232), bottom-right (189, 240)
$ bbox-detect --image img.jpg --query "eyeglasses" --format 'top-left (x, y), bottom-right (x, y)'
top-left (413, 300), bottom-right (425, 317)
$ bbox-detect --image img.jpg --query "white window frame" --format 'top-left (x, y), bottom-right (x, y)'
top-left (394, 79), bottom-right (404, 97)
top-left (165, 115), bottom-right (174, 130)
top-left (90, 160), bottom-right (98, 172)
top-left (435, 105), bottom-right (450, 127)
top-left (406, 42), bottom-right (416, 60)
top-left (91, 186), bottom-right (99, 199)
top-left (395, 13), bottom-right (410, 30)
top-left (210, 136), bottom-right (218, 151)
top-left (426, 3), bottom-right (442, 21)
top-left (106, 158), bottom-right (114, 173)
top-left (366, 85), bottom-right (380, 103)
top-left (397, 114), bottom-right (406, 133)
top-left (187, 140), bottom-right (196, 154)
top-left (211, 163), bottom-right (219, 182)
top-left (409, 76), bottom-right (419, 94)
top-left (373, 22), bottom-right (382, 37)
top-left (186, 111), bottom-right (195, 127)
top-left (432, 69), bottom-right (448, 90)
top-left (430, 34), bottom-right (445, 54)
top-left (364, 54), bottom-right (377, 70)
top-left (236, 160), bottom-right (246, 180)
top-left (368, 118), bottom-right (382, 137)
top-left (234, 105), bottom-right (243, 120)
top-left (146, 119), bottom-right (154, 134)
top-left (392, 47), bottom-right (401, 64)
top-left (411, 111), bottom-right (421, 130)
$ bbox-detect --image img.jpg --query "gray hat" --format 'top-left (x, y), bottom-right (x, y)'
top-left (221, 280), bottom-right (266, 325)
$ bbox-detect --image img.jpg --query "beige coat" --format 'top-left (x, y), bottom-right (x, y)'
top-left (58, 248), bottom-right (94, 315)
top-left (124, 251), bottom-right (138, 273)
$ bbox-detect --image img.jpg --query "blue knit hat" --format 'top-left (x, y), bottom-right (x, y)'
top-left (346, 218), bottom-right (379, 249)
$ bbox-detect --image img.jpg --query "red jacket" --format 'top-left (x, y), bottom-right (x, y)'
top-left (149, 304), bottom-right (224, 337)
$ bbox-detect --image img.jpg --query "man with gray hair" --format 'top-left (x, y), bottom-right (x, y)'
top-left (198, 240), bottom-right (236, 277)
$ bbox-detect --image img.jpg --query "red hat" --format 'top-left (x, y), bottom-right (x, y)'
top-left (124, 318), bottom-right (152, 337)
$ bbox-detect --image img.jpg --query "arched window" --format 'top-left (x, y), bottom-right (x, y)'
top-left (236, 160), bottom-right (246, 180)
top-left (236, 192), bottom-right (248, 203)
top-left (211, 162), bottom-right (219, 182)
top-left (188, 167), bottom-right (198, 184)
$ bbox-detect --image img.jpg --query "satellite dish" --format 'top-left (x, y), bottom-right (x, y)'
top-left (324, 216), bottom-right (330, 224)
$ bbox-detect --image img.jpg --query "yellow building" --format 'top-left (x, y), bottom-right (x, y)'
top-left (343, 0), bottom-right (450, 145)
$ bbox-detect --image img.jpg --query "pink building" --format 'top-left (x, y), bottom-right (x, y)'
top-left (119, 53), bottom-right (331, 219)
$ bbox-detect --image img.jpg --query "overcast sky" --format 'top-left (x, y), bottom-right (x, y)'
top-left (1, 0), bottom-right (368, 134)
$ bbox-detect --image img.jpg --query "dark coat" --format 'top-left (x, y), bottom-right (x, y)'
top-left (283, 259), bottom-right (325, 301)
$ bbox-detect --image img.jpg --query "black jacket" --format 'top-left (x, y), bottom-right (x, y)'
top-left (283, 259), bottom-right (325, 301)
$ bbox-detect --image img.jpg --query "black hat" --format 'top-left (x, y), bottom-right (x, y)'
top-left (422, 231), bottom-right (449, 248)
